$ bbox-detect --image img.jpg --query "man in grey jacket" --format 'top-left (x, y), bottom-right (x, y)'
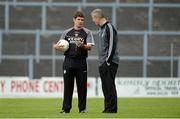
top-left (91, 9), bottom-right (119, 113)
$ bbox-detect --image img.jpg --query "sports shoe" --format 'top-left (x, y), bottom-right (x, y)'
top-left (79, 109), bottom-right (87, 113)
top-left (102, 110), bottom-right (117, 113)
top-left (60, 110), bottom-right (69, 113)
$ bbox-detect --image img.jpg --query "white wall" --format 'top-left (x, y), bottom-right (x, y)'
top-left (0, 77), bottom-right (180, 98)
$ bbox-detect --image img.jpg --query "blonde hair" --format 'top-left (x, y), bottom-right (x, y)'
top-left (91, 9), bottom-right (105, 18)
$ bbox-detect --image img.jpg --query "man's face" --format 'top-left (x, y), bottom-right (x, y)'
top-left (91, 15), bottom-right (100, 26)
top-left (73, 17), bottom-right (84, 28)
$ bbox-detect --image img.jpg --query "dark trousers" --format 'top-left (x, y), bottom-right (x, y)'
top-left (62, 57), bottom-right (87, 112)
top-left (99, 61), bottom-right (118, 112)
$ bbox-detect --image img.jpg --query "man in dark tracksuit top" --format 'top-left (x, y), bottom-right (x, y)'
top-left (53, 11), bottom-right (94, 113)
top-left (91, 9), bottom-right (119, 113)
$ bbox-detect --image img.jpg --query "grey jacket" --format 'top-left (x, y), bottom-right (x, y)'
top-left (98, 21), bottom-right (119, 66)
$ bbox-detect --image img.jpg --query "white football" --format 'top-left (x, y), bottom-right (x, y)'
top-left (57, 39), bottom-right (69, 52)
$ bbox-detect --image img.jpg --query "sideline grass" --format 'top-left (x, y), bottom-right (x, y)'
top-left (0, 98), bottom-right (180, 118)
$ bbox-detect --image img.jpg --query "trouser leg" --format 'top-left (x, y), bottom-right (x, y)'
top-left (62, 69), bottom-right (75, 112)
top-left (99, 62), bottom-right (118, 112)
top-left (75, 68), bottom-right (87, 112)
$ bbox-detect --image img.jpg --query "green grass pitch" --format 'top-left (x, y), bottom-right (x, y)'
top-left (0, 98), bottom-right (180, 118)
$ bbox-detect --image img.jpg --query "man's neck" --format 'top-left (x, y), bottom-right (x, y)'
top-left (74, 26), bottom-right (82, 30)
top-left (99, 18), bottom-right (107, 27)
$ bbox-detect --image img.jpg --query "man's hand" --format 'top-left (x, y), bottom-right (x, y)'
top-left (53, 43), bottom-right (65, 52)
top-left (77, 43), bottom-right (92, 50)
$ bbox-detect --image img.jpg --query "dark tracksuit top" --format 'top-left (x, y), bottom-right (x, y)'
top-left (98, 21), bottom-right (119, 66)
top-left (60, 27), bottom-right (94, 59)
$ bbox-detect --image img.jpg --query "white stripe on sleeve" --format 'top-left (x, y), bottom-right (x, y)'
top-left (106, 23), bottom-right (114, 62)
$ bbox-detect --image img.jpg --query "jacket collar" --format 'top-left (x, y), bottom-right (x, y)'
top-left (100, 21), bottom-right (109, 29)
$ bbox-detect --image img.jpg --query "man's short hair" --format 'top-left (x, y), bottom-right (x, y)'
top-left (73, 11), bottom-right (84, 19)
top-left (91, 9), bottom-right (105, 18)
